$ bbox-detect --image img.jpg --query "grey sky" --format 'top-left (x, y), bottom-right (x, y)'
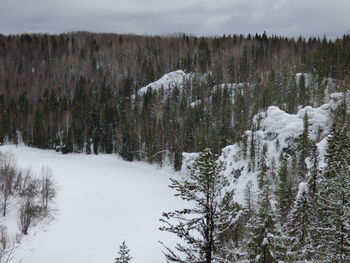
top-left (1, 0), bottom-right (349, 38)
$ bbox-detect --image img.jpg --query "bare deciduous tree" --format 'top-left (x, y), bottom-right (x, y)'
top-left (21, 169), bottom-right (39, 199)
top-left (0, 226), bottom-right (16, 263)
top-left (0, 152), bottom-right (17, 217)
top-left (40, 166), bottom-right (56, 210)
top-left (19, 198), bottom-right (34, 235)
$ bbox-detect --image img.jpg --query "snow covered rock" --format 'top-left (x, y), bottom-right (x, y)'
top-left (182, 92), bottom-right (348, 205)
top-left (137, 70), bottom-right (192, 96)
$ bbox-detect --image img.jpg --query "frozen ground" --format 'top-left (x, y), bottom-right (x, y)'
top-left (0, 145), bottom-right (183, 263)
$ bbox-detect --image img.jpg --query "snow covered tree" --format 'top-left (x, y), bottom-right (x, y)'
top-left (315, 122), bottom-right (350, 262)
top-left (115, 241), bottom-right (132, 263)
top-left (248, 184), bottom-right (284, 263)
top-left (159, 148), bottom-right (241, 263)
top-left (308, 144), bottom-right (320, 199)
top-left (323, 121), bottom-right (350, 179)
top-left (275, 157), bottom-right (294, 223)
top-left (316, 166), bottom-right (350, 262)
top-left (257, 143), bottom-right (268, 189)
top-left (243, 180), bottom-right (255, 220)
top-left (241, 134), bottom-right (248, 160)
top-left (294, 111), bottom-right (311, 182)
top-left (249, 133), bottom-right (256, 172)
top-left (286, 182), bottom-right (315, 261)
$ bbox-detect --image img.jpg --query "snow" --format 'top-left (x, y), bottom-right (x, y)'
top-left (219, 144), bottom-right (258, 205)
top-left (190, 99), bottom-right (201, 108)
top-left (137, 70), bottom-right (192, 96)
top-left (181, 152), bottom-right (199, 176)
top-left (213, 83), bottom-right (247, 91)
top-left (296, 182), bottom-right (309, 200)
top-left (182, 92), bottom-right (346, 208)
top-left (329, 92), bottom-right (344, 101)
top-left (0, 145), bottom-right (184, 263)
top-left (263, 106), bottom-right (304, 140)
top-left (211, 82), bottom-right (249, 104)
top-left (295, 73), bottom-right (312, 87)
top-left (262, 103), bottom-right (330, 143)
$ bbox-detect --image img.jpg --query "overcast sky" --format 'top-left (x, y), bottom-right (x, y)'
top-left (1, 0), bottom-right (349, 38)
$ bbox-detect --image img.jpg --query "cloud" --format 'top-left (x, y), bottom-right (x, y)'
top-left (0, 0), bottom-right (349, 38)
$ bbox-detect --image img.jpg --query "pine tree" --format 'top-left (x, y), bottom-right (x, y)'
top-left (248, 184), bottom-right (284, 263)
top-left (115, 241), bottom-right (132, 263)
top-left (159, 149), bottom-right (241, 263)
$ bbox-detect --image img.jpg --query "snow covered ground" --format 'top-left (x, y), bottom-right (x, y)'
top-left (0, 145), bottom-right (183, 263)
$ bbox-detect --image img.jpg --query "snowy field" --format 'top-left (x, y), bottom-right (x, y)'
top-left (0, 145), bottom-right (183, 263)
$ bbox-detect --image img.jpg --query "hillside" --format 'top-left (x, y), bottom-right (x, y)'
top-left (0, 33), bottom-right (349, 167)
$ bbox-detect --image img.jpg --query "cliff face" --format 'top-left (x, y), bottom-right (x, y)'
top-left (183, 91), bottom-right (349, 205)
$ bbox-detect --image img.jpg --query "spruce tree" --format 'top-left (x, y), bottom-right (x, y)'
top-left (323, 121), bottom-right (350, 180)
top-left (159, 149), bottom-right (241, 263)
top-left (308, 144), bottom-right (319, 199)
top-left (317, 165), bottom-right (350, 262)
top-left (115, 241), bottom-right (132, 263)
top-left (275, 157), bottom-right (294, 222)
top-left (316, 121), bottom-right (350, 262)
top-left (249, 132), bottom-right (256, 172)
top-left (257, 143), bottom-right (268, 189)
top-left (241, 134), bottom-right (248, 160)
top-left (298, 73), bottom-right (309, 106)
top-left (295, 111), bottom-right (311, 182)
top-left (244, 180), bottom-right (255, 220)
top-left (286, 182), bottom-right (315, 261)
top-left (248, 184), bottom-right (284, 263)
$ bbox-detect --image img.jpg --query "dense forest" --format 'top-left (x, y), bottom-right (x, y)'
top-left (0, 32), bottom-right (350, 168)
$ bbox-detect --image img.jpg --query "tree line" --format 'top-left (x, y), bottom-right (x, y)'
top-left (0, 32), bottom-right (350, 167)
